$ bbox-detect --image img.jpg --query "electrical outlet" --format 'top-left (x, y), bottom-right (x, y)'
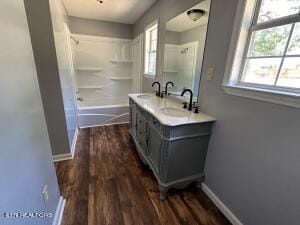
top-left (42, 185), bottom-right (49, 204)
top-left (206, 67), bottom-right (214, 81)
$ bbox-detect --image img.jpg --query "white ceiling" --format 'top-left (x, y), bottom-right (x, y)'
top-left (62, 0), bottom-right (157, 24)
top-left (166, 0), bottom-right (211, 32)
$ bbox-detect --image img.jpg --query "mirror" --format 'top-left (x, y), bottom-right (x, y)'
top-left (163, 0), bottom-right (211, 102)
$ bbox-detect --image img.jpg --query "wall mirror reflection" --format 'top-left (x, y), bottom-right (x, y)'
top-left (163, 0), bottom-right (211, 102)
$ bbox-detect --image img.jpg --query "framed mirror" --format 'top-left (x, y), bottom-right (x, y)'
top-left (162, 0), bottom-right (211, 102)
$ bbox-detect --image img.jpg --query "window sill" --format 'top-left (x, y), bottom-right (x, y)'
top-left (223, 84), bottom-right (300, 109)
top-left (144, 74), bottom-right (156, 79)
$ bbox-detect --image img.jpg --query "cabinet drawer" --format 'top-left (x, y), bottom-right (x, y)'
top-left (149, 114), bottom-right (161, 130)
top-left (137, 128), bottom-right (147, 142)
top-left (136, 140), bottom-right (147, 153)
top-left (136, 114), bottom-right (147, 150)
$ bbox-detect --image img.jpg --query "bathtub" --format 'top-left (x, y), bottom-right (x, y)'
top-left (77, 98), bottom-right (129, 128)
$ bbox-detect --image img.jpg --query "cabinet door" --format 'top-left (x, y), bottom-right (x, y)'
top-left (148, 127), bottom-right (162, 174)
top-left (129, 107), bottom-right (137, 136)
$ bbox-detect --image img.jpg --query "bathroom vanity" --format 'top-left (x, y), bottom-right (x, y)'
top-left (128, 94), bottom-right (215, 200)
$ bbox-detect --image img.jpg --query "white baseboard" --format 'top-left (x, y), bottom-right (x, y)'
top-left (52, 196), bottom-right (66, 225)
top-left (70, 127), bottom-right (79, 158)
top-left (53, 127), bottom-right (79, 162)
top-left (201, 183), bottom-right (243, 225)
top-left (53, 153), bottom-right (73, 162)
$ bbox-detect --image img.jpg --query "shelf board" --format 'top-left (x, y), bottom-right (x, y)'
top-left (76, 67), bottom-right (104, 71)
top-left (77, 73), bottom-right (105, 78)
top-left (78, 85), bottom-right (107, 89)
top-left (109, 60), bottom-right (133, 64)
top-left (109, 76), bottom-right (132, 80)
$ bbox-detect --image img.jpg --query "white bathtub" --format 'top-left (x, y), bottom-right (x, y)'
top-left (77, 98), bottom-right (129, 128)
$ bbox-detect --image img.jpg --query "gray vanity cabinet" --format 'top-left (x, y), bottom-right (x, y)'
top-left (129, 98), bottom-right (213, 200)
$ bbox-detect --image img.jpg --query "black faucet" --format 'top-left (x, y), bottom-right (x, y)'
top-left (164, 81), bottom-right (174, 95)
top-left (152, 81), bottom-right (161, 97)
top-left (181, 89), bottom-right (193, 111)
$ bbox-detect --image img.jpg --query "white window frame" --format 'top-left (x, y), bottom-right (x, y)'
top-left (144, 20), bottom-right (158, 78)
top-left (223, 0), bottom-right (300, 108)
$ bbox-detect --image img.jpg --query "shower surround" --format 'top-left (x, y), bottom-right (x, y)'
top-left (72, 34), bottom-right (142, 127)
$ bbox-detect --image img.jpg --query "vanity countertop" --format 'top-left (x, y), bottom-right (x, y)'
top-left (128, 93), bottom-right (216, 126)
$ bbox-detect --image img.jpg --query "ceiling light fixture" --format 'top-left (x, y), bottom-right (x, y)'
top-left (97, 0), bottom-right (103, 4)
top-left (187, 9), bottom-right (205, 21)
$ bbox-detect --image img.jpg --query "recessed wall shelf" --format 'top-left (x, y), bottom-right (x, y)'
top-left (77, 73), bottom-right (107, 79)
top-left (109, 60), bottom-right (133, 64)
top-left (109, 76), bottom-right (132, 80)
top-left (76, 67), bottom-right (104, 71)
top-left (78, 85), bottom-right (108, 89)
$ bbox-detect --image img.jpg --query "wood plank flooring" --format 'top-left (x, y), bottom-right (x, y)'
top-left (55, 124), bottom-right (231, 225)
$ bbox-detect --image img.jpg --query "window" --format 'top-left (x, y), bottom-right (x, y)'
top-left (224, 0), bottom-right (300, 108)
top-left (144, 21), bottom-right (158, 76)
top-left (241, 0), bottom-right (300, 89)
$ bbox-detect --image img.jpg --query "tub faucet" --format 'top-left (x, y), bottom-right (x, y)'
top-left (181, 89), bottom-right (193, 111)
top-left (152, 81), bottom-right (161, 97)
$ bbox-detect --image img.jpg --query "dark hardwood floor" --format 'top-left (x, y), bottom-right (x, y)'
top-left (55, 124), bottom-right (231, 225)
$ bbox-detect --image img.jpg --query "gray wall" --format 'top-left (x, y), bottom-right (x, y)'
top-left (166, 25), bottom-right (207, 45)
top-left (198, 0), bottom-right (300, 225)
top-left (69, 16), bottom-right (133, 39)
top-left (24, 0), bottom-right (72, 156)
top-left (165, 31), bottom-right (180, 45)
top-left (133, 0), bottom-right (204, 92)
top-left (0, 1), bottom-right (60, 224)
top-left (180, 25), bottom-right (207, 45)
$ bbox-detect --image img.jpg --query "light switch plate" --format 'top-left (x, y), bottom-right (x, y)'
top-left (206, 67), bottom-right (214, 81)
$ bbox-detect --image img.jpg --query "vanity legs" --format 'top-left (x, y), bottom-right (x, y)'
top-left (196, 180), bottom-right (202, 189)
top-left (159, 185), bottom-right (169, 201)
top-left (129, 133), bottom-right (133, 143)
top-left (196, 176), bottom-right (205, 188)
top-left (159, 180), bottom-right (203, 200)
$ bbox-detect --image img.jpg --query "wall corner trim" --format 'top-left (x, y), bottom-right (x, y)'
top-left (201, 183), bottom-right (244, 225)
top-left (52, 196), bottom-right (66, 225)
top-left (53, 127), bottom-right (79, 162)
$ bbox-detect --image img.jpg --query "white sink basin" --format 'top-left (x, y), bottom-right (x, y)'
top-left (159, 107), bottom-right (189, 118)
top-left (137, 94), bottom-right (155, 100)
